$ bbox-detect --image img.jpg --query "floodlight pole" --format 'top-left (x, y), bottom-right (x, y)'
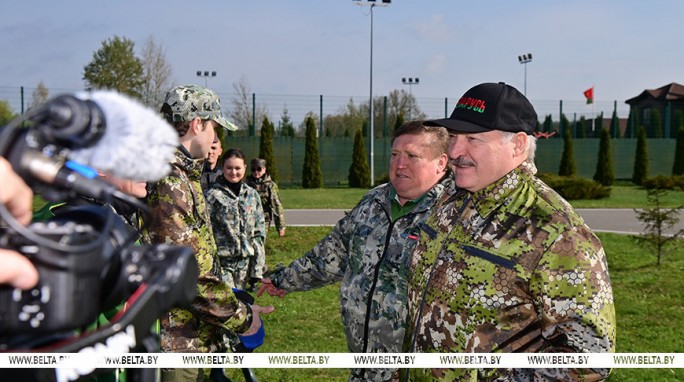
top-left (517, 53), bottom-right (532, 96)
top-left (196, 70), bottom-right (217, 88)
top-left (355, 0), bottom-right (390, 186)
top-left (402, 77), bottom-right (419, 120)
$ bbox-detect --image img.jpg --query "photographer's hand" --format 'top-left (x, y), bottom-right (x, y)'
top-left (257, 277), bottom-right (288, 298)
top-left (0, 157), bottom-right (33, 225)
top-left (0, 157), bottom-right (38, 289)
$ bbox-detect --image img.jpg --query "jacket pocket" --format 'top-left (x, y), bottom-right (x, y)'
top-left (460, 245), bottom-right (516, 269)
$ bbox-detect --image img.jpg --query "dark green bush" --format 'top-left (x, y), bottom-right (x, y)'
top-left (642, 175), bottom-right (684, 191)
top-left (538, 173), bottom-right (611, 200)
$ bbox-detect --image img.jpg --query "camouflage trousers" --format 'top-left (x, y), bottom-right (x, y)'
top-left (219, 255), bottom-right (264, 289)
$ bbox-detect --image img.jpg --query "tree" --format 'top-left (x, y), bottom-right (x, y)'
top-left (29, 81), bottom-right (49, 110)
top-left (279, 107), bottom-right (296, 137)
top-left (610, 109), bottom-right (620, 138)
top-left (259, 116), bottom-right (278, 183)
top-left (542, 114), bottom-right (553, 133)
top-left (632, 126), bottom-right (649, 185)
top-left (83, 35), bottom-right (145, 98)
top-left (673, 127), bottom-right (684, 175)
top-left (577, 116), bottom-right (587, 138)
top-left (139, 35), bottom-right (174, 110)
top-left (302, 116), bottom-right (322, 188)
top-left (0, 100), bottom-right (16, 126)
top-left (649, 108), bottom-right (663, 138)
top-left (348, 128), bottom-right (370, 188)
top-left (229, 76), bottom-right (268, 136)
top-left (558, 127), bottom-right (577, 177)
top-left (593, 128), bottom-right (615, 186)
top-left (634, 188), bottom-right (684, 267)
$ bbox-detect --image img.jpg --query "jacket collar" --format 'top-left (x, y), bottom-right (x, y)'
top-left (469, 160), bottom-right (537, 218)
top-left (172, 146), bottom-right (205, 181)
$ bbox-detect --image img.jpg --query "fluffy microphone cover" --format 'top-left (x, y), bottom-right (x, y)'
top-left (67, 91), bottom-right (178, 181)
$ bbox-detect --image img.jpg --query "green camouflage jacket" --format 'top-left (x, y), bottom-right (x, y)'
top-left (206, 178), bottom-right (266, 267)
top-left (246, 174), bottom-right (285, 231)
top-left (145, 147), bottom-right (252, 352)
top-left (403, 161), bottom-right (616, 382)
top-left (271, 174), bottom-right (454, 382)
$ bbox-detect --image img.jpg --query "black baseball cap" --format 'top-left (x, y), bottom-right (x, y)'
top-left (426, 82), bottom-right (537, 135)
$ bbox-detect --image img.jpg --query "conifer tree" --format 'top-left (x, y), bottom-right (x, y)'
top-left (558, 127), bottom-right (577, 176)
top-left (302, 116), bottom-right (322, 188)
top-left (593, 128), bottom-right (615, 186)
top-left (610, 109), bottom-right (620, 138)
top-left (348, 128), bottom-right (370, 188)
top-left (632, 126), bottom-right (649, 185)
top-left (672, 127), bottom-right (684, 175)
top-left (542, 114), bottom-right (553, 133)
top-left (650, 108), bottom-right (663, 138)
top-left (259, 116), bottom-right (278, 182)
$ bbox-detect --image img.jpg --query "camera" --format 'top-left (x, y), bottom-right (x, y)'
top-left (0, 93), bottom-right (199, 354)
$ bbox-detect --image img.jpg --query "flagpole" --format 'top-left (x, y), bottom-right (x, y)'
top-left (592, 84), bottom-right (595, 132)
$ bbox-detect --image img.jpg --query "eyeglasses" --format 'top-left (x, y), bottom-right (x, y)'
top-left (252, 167), bottom-right (264, 172)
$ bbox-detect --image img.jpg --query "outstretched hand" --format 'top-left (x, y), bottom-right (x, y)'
top-left (257, 277), bottom-right (288, 298)
top-left (240, 304), bottom-right (275, 337)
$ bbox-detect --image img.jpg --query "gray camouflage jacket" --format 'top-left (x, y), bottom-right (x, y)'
top-left (271, 174), bottom-right (454, 382)
top-left (206, 177), bottom-right (266, 269)
top-left (403, 161), bottom-right (616, 382)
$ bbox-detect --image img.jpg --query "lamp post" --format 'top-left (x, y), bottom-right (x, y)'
top-left (354, 0), bottom-right (390, 187)
top-left (401, 77), bottom-right (419, 120)
top-left (196, 70), bottom-right (217, 88)
top-left (517, 53), bottom-right (532, 96)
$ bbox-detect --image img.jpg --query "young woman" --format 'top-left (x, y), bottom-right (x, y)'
top-left (206, 148), bottom-right (266, 290)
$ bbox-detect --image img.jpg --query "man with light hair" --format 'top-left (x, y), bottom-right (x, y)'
top-left (403, 82), bottom-right (616, 382)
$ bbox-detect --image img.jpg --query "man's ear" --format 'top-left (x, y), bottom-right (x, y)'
top-left (189, 117), bottom-right (203, 136)
top-left (437, 153), bottom-right (449, 173)
top-left (513, 132), bottom-right (528, 157)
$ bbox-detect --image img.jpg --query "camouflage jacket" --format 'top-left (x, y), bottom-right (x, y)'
top-left (271, 174), bottom-right (454, 382)
top-left (145, 147), bottom-right (252, 352)
top-left (206, 178), bottom-right (266, 262)
top-left (246, 174), bottom-right (285, 231)
top-left (403, 161), bottom-right (616, 382)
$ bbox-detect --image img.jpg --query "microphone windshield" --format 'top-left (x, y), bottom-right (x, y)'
top-left (67, 91), bottom-right (178, 181)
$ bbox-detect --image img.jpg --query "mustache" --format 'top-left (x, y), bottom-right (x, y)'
top-left (450, 156), bottom-right (475, 167)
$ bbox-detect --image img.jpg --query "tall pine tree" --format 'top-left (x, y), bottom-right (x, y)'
top-left (593, 128), bottom-right (615, 186)
top-left (348, 128), bottom-right (370, 188)
top-left (672, 127), bottom-right (684, 175)
top-left (632, 126), bottom-right (649, 185)
top-left (259, 116), bottom-right (278, 182)
top-left (558, 127), bottom-right (577, 176)
top-left (302, 116), bottom-right (323, 188)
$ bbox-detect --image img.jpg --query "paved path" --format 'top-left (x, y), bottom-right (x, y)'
top-left (285, 208), bottom-right (684, 235)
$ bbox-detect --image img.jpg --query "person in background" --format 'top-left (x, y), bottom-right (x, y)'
top-left (402, 82), bottom-right (615, 381)
top-left (245, 158), bottom-right (286, 237)
top-left (0, 157), bottom-right (38, 289)
top-left (259, 121), bottom-right (454, 382)
top-left (206, 148), bottom-right (266, 291)
top-left (201, 136), bottom-right (223, 193)
top-left (146, 85), bottom-right (272, 382)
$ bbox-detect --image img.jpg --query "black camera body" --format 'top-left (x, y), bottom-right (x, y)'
top-left (0, 205), bottom-right (198, 350)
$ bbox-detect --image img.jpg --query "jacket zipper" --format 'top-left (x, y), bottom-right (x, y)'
top-left (403, 196), bottom-right (469, 382)
top-left (460, 245), bottom-right (516, 269)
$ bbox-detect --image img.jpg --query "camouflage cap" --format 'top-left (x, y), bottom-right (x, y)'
top-left (162, 84), bottom-right (238, 131)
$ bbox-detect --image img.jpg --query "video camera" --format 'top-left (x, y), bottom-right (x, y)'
top-left (0, 94), bottom-right (199, 380)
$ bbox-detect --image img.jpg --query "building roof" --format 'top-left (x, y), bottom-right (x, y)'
top-left (625, 82), bottom-right (684, 105)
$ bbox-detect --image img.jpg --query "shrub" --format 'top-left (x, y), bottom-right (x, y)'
top-left (538, 173), bottom-right (611, 200)
top-left (642, 175), bottom-right (684, 191)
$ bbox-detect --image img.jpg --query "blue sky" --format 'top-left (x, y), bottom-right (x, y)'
top-left (2, 0), bottom-right (682, 120)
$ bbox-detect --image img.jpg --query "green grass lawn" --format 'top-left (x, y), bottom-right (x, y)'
top-left (279, 185), bottom-right (684, 210)
top-left (219, 227), bottom-right (684, 382)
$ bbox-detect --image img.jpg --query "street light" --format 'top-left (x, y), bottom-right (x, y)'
top-left (354, 0), bottom-right (390, 187)
top-left (517, 53), bottom-right (532, 96)
top-left (196, 70), bottom-right (217, 87)
top-left (401, 77), bottom-right (419, 120)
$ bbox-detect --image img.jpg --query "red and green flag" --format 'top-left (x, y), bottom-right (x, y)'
top-left (583, 87), bottom-right (594, 104)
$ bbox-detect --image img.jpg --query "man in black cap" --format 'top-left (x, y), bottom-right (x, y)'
top-left (403, 82), bottom-right (616, 381)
